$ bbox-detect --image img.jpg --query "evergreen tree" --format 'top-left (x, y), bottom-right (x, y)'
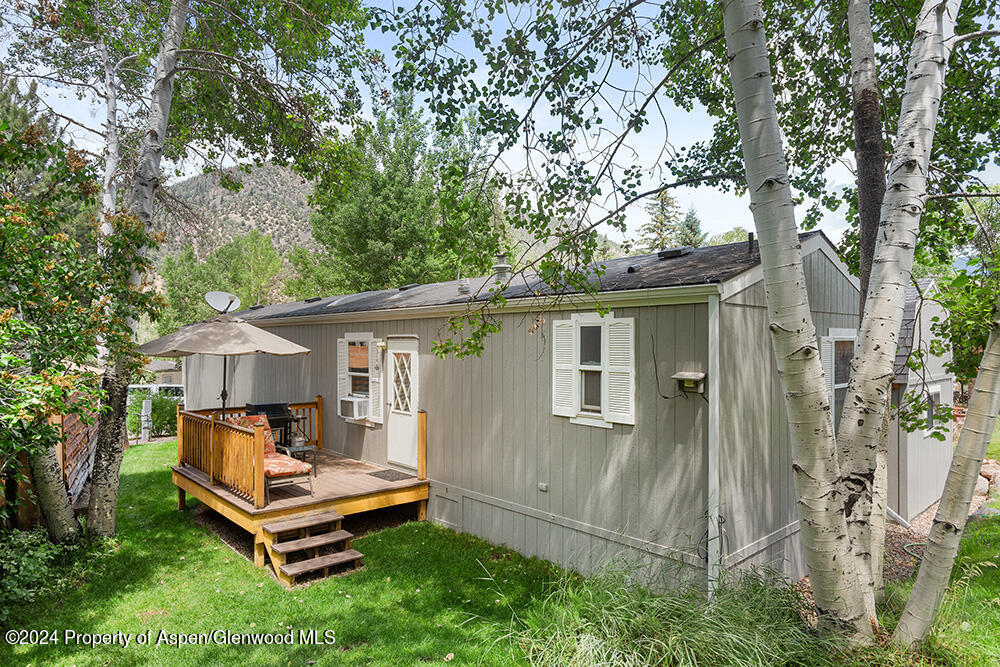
top-left (676, 207), bottom-right (707, 248)
top-left (637, 191), bottom-right (682, 251)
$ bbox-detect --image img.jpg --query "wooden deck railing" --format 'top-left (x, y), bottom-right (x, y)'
top-left (184, 395), bottom-right (324, 449)
top-left (177, 409), bottom-right (267, 508)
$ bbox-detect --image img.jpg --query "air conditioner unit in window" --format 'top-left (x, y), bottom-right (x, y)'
top-left (340, 396), bottom-right (369, 419)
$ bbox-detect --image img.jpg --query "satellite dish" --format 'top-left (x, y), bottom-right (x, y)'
top-left (205, 291), bottom-right (241, 314)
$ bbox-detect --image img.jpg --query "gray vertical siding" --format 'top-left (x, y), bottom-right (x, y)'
top-left (892, 297), bottom-right (954, 520)
top-left (182, 246), bottom-right (873, 582)
top-left (718, 249), bottom-right (860, 577)
top-left (185, 303), bottom-right (710, 578)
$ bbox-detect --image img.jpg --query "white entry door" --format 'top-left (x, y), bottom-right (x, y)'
top-left (386, 337), bottom-right (419, 469)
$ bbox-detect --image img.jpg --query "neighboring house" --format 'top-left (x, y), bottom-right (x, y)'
top-left (144, 359), bottom-right (182, 385)
top-left (182, 232), bottom-right (929, 583)
top-left (887, 278), bottom-right (954, 521)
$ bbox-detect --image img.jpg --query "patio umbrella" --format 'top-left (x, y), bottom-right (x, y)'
top-left (139, 314), bottom-right (310, 418)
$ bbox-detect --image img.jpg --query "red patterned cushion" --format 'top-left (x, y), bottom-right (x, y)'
top-left (225, 414), bottom-right (276, 454)
top-left (263, 452), bottom-right (312, 477)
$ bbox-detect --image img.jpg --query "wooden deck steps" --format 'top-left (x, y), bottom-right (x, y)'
top-left (279, 549), bottom-right (364, 578)
top-left (260, 510), bottom-right (361, 586)
top-left (270, 530), bottom-right (352, 554)
top-left (262, 510), bottom-right (344, 535)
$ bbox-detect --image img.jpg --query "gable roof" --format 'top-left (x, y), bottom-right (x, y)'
top-left (236, 231), bottom-right (828, 323)
top-left (893, 278), bottom-right (937, 384)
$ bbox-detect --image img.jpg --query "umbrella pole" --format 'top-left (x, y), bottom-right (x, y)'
top-left (221, 355), bottom-right (228, 420)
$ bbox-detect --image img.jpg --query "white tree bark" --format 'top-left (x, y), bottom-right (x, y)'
top-left (893, 294), bottom-right (1000, 649)
top-left (719, 0), bottom-right (868, 635)
top-left (844, 0), bottom-right (888, 622)
top-left (836, 0), bottom-right (959, 621)
top-left (27, 444), bottom-right (81, 543)
top-left (88, 0), bottom-right (190, 538)
top-left (98, 36), bottom-right (120, 227)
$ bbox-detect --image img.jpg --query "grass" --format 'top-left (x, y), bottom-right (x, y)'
top-left (513, 567), bottom-right (842, 666)
top-left (1, 440), bottom-right (560, 666)
top-left (878, 497), bottom-right (1000, 667)
top-left (3, 439), bottom-right (999, 666)
top-left (987, 418), bottom-right (1000, 460)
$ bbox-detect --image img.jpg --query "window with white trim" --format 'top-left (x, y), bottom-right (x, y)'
top-left (337, 332), bottom-right (383, 424)
top-left (821, 328), bottom-right (857, 432)
top-left (348, 340), bottom-right (370, 396)
top-left (552, 312), bottom-right (635, 428)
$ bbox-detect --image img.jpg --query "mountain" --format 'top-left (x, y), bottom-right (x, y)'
top-left (162, 163), bottom-right (316, 258)
top-left (162, 163), bottom-right (625, 267)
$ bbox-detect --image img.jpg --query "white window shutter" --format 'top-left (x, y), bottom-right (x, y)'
top-left (368, 339), bottom-right (384, 424)
top-left (820, 336), bottom-right (834, 408)
top-left (552, 319), bottom-right (577, 417)
top-left (336, 337), bottom-right (349, 417)
top-left (603, 317), bottom-right (635, 425)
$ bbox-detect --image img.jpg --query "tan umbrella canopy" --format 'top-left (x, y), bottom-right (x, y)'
top-left (140, 314), bottom-right (309, 417)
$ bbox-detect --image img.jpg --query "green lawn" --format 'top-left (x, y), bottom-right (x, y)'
top-left (3, 440), bottom-right (999, 666)
top-left (2, 440), bottom-right (559, 666)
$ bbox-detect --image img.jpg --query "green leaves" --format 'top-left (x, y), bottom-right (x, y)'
top-left (0, 126), bottom-right (157, 479)
top-left (157, 231), bottom-right (282, 335)
top-left (296, 91), bottom-right (505, 297)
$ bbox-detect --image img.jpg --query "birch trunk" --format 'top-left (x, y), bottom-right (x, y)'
top-left (87, 0), bottom-right (190, 538)
top-left (845, 0), bottom-right (890, 619)
top-left (893, 294), bottom-right (1000, 649)
top-left (870, 407), bottom-right (889, 601)
top-left (99, 36), bottom-right (120, 226)
top-left (719, 0), bottom-right (868, 635)
top-left (835, 0), bottom-right (959, 620)
top-left (27, 443), bottom-right (80, 543)
top-left (848, 0), bottom-right (887, 316)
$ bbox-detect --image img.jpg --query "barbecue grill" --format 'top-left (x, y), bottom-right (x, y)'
top-left (245, 402), bottom-right (301, 447)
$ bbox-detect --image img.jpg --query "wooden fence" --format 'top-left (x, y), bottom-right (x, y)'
top-left (2, 409), bottom-right (99, 529)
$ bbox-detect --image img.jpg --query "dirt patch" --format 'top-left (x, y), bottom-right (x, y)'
top-left (193, 508), bottom-right (255, 562)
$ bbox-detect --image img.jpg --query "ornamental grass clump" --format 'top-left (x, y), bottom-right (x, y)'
top-left (513, 565), bottom-right (841, 667)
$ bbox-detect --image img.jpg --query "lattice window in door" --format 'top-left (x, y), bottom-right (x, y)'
top-left (391, 352), bottom-right (412, 413)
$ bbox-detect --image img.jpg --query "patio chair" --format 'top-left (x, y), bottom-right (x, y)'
top-left (226, 414), bottom-right (314, 504)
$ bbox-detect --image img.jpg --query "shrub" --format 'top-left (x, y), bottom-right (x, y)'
top-left (0, 529), bottom-right (103, 628)
top-left (512, 565), bottom-right (841, 667)
top-left (126, 389), bottom-right (180, 437)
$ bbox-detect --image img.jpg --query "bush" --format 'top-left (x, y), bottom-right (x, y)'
top-left (513, 565), bottom-right (841, 667)
top-left (126, 389), bottom-right (181, 437)
top-left (0, 530), bottom-right (105, 628)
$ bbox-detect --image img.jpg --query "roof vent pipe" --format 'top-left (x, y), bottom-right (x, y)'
top-left (458, 277), bottom-right (471, 294)
top-left (492, 254), bottom-right (512, 282)
top-left (747, 232), bottom-right (755, 254)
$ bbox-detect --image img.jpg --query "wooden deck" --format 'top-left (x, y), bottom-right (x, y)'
top-left (172, 449), bottom-right (429, 586)
top-left (173, 449), bottom-right (428, 516)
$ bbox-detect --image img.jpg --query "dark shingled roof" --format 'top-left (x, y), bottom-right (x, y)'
top-left (237, 231), bottom-right (826, 323)
top-left (893, 278), bottom-right (937, 385)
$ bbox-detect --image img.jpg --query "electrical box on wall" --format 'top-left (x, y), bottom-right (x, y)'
top-left (672, 371), bottom-right (706, 394)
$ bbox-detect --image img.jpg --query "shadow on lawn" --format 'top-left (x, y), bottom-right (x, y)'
top-left (8, 446), bottom-right (557, 666)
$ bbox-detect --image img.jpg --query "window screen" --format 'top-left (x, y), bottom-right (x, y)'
top-left (580, 325), bottom-right (601, 366)
top-left (581, 369), bottom-right (601, 412)
top-left (834, 339), bottom-right (853, 385)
